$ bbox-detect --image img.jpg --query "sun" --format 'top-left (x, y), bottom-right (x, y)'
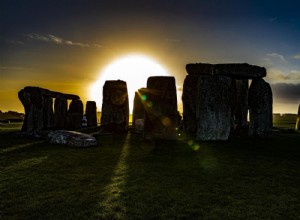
top-left (90, 54), bottom-right (170, 113)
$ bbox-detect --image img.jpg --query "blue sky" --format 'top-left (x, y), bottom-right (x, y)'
top-left (1, 0), bottom-right (300, 113)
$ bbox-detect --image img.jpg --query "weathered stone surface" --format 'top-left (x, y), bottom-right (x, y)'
top-left (18, 86), bottom-right (80, 132)
top-left (43, 97), bottom-right (54, 129)
top-left (54, 98), bottom-right (68, 129)
top-left (132, 90), bottom-right (145, 127)
top-left (196, 75), bottom-right (234, 141)
top-left (235, 79), bottom-right (248, 128)
top-left (182, 74), bottom-right (199, 135)
top-left (248, 78), bottom-right (273, 137)
top-left (68, 99), bottom-right (83, 130)
top-left (86, 101), bottom-right (97, 127)
top-left (48, 130), bottom-right (97, 147)
top-left (143, 76), bottom-right (178, 140)
top-left (101, 80), bottom-right (129, 133)
top-left (23, 86), bottom-right (79, 100)
top-left (186, 63), bottom-right (266, 79)
top-left (295, 104), bottom-right (300, 130)
top-left (18, 88), bottom-right (44, 132)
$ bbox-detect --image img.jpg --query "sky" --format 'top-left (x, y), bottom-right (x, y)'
top-left (1, 0), bottom-right (300, 113)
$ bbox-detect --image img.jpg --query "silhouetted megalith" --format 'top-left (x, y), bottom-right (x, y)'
top-left (186, 63), bottom-right (266, 79)
top-left (248, 78), bottom-right (273, 137)
top-left (132, 90), bottom-right (145, 127)
top-left (18, 87), bottom-right (44, 132)
top-left (235, 79), bottom-right (248, 128)
top-left (182, 74), bottom-right (198, 135)
top-left (196, 75), bottom-right (234, 141)
top-left (18, 86), bottom-right (79, 132)
top-left (43, 97), bottom-right (54, 129)
top-left (54, 97), bottom-right (68, 129)
top-left (101, 80), bottom-right (129, 133)
top-left (143, 76), bottom-right (178, 140)
top-left (68, 99), bottom-right (83, 130)
top-left (86, 101), bottom-right (97, 127)
top-left (295, 104), bottom-right (300, 131)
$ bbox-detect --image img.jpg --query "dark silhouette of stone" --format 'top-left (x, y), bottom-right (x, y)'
top-left (18, 87), bottom-right (44, 132)
top-left (18, 86), bottom-right (79, 132)
top-left (101, 80), bottom-right (129, 133)
top-left (86, 101), bottom-right (97, 127)
top-left (43, 97), bottom-right (54, 129)
top-left (186, 63), bottom-right (266, 79)
top-left (235, 79), bottom-right (248, 128)
top-left (48, 130), bottom-right (97, 147)
top-left (54, 97), bottom-right (68, 129)
top-left (132, 90), bottom-right (145, 127)
top-left (182, 75), bottom-right (199, 135)
top-left (295, 104), bottom-right (300, 131)
top-left (143, 76), bottom-right (178, 140)
top-left (248, 78), bottom-right (273, 137)
top-left (68, 99), bottom-right (83, 130)
top-left (196, 75), bottom-right (234, 141)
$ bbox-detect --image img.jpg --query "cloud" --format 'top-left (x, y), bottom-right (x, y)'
top-left (24, 33), bottom-right (102, 48)
top-left (266, 53), bottom-right (287, 63)
top-left (268, 17), bottom-right (278, 22)
top-left (266, 68), bottom-right (300, 83)
top-left (271, 83), bottom-right (300, 104)
top-left (292, 54), bottom-right (300, 60)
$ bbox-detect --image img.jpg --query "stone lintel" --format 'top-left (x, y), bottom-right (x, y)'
top-left (186, 63), bottom-right (266, 79)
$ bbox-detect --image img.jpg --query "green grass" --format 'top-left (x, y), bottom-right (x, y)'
top-left (1, 127), bottom-right (300, 219)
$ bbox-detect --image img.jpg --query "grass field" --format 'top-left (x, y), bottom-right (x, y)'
top-left (1, 119), bottom-right (300, 219)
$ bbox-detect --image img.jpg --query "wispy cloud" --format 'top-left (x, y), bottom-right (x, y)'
top-left (268, 17), bottom-right (277, 22)
top-left (266, 53), bottom-right (287, 62)
top-left (24, 33), bottom-right (102, 48)
top-left (292, 54), bottom-right (300, 60)
top-left (266, 68), bottom-right (300, 84)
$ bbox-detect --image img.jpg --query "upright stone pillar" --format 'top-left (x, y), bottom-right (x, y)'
top-left (182, 75), bottom-right (199, 135)
top-left (248, 78), bottom-right (273, 137)
top-left (68, 99), bottom-right (83, 130)
top-left (18, 87), bottom-right (43, 132)
top-left (86, 101), bottom-right (97, 127)
top-left (101, 80), bottom-right (129, 133)
top-left (235, 79), bottom-right (248, 128)
top-left (132, 91), bottom-right (145, 127)
top-left (143, 76), bottom-right (178, 140)
top-left (295, 104), bottom-right (300, 131)
top-left (43, 97), bottom-right (54, 129)
top-left (54, 97), bottom-right (68, 129)
top-left (196, 75), bottom-right (234, 141)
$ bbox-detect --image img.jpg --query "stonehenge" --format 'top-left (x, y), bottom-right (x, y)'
top-left (142, 76), bottom-right (178, 140)
top-left (182, 63), bottom-right (273, 140)
top-left (101, 80), bottom-right (129, 133)
top-left (19, 62), bottom-right (273, 141)
top-left (18, 86), bottom-right (96, 133)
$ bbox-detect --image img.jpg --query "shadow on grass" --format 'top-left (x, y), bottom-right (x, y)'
top-left (1, 133), bottom-right (128, 219)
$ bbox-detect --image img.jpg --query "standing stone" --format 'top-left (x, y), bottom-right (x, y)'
top-left (143, 76), bottom-right (178, 140)
top-left (68, 99), bottom-right (84, 130)
top-left (295, 104), bottom-right (300, 131)
top-left (132, 90), bottom-right (145, 127)
top-left (101, 80), bottom-right (129, 133)
top-left (18, 87), bottom-right (44, 132)
top-left (182, 74), bottom-right (199, 135)
top-left (54, 97), bottom-right (68, 129)
top-left (86, 101), bottom-right (97, 127)
top-left (196, 75), bottom-right (234, 141)
top-left (248, 78), bottom-right (273, 137)
top-left (235, 79), bottom-right (248, 128)
top-left (43, 97), bottom-right (54, 129)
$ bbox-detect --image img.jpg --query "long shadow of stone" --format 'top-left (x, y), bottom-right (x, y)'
top-left (1, 133), bottom-right (127, 219)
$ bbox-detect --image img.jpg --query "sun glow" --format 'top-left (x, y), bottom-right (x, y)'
top-left (90, 54), bottom-right (169, 112)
